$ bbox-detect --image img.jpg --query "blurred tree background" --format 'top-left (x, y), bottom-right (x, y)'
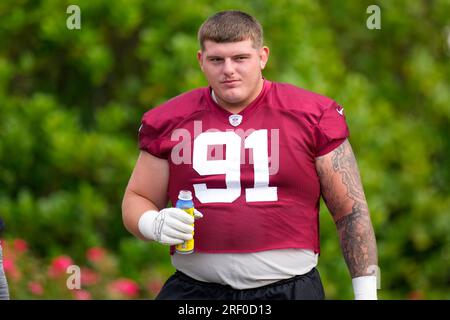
top-left (0, 0), bottom-right (449, 299)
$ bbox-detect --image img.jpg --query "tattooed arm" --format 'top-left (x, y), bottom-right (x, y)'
top-left (316, 139), bottom-right (378, 299)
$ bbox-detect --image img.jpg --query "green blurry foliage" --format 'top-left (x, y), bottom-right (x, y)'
top-left (0, 0), bottom-right (449, 299)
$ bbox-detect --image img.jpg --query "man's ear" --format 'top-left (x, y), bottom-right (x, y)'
top-left (259, 46), bottom-right (269, 70)
top-left (197, 50), bottom-right (204, 72)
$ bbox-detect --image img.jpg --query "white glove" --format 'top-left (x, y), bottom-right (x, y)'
top-left (138, 208), bottom-right (203, 245)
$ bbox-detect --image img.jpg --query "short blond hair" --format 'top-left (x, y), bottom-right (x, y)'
top-left (198, 10), bottom-right (263, 50)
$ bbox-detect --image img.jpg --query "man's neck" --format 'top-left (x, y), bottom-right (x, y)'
top-left (211, 90), bottom-right (219, 104)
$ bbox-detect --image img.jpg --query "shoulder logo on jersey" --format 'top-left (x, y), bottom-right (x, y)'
top-left (229, 114), bottom-right (243, 127)
top-left (336, 107), bottom-right (344, 116)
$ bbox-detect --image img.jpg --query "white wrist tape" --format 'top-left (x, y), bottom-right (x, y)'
top-left (137, 210), bottom-right (159, 240)
top-left (352, 276), bottom-right (378, 300)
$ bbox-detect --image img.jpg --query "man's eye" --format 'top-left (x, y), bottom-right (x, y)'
top-left (235, 56), bottom-right (247, 61)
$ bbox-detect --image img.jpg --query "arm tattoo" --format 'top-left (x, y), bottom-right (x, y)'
top-left (335, 208), bottom-right (377, 277)
top-left (331, 143), bottom-right (367, 210)
top-left (317, 140), bottom-right (378, 278)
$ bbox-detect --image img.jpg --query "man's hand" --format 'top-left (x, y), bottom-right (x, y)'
top-left (138, 208), bottom-right (203, 245)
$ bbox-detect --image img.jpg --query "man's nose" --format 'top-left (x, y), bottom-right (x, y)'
top-left (222, 58), bottom-right (235, 76)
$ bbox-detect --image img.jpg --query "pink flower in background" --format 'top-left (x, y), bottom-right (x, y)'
top-left (48, 255), bottom-right (74, 278)
top-left (13, 239), bottom-right (28, 253)
top-left (1, 240), bottom-right (17, 260)
top-left (108, 278), bottom-right (139, 298)
top-left (147, 278), bottom-right (163, 296)
top-left (86, 247), bottom-right (106, 263)
top-left (2, 258), bottom-right (21, 281)
top-left (28, 281), bottom-right (44, 296)
top-left (73, 290), bottom-right (92, 300)
top-left (408, 290), bottom-right (424, 300)
top-left (80, 267), bottom-right (100, 286)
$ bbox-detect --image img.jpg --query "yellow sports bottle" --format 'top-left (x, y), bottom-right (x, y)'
top-left (175, 190), bottom-right (195, 254)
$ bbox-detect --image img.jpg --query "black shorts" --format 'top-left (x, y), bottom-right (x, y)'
top-left (155, 268), bottom-right (325, 300)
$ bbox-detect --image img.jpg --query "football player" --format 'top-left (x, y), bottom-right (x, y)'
top-left (122, 10), bottom-right (378, 300)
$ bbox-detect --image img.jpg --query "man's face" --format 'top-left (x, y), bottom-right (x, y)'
top-left (197, 39), bottom-right (269, 110)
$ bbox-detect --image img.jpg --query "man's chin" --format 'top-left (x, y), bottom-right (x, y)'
top-left (216, 89), bottom-right (242, 102)
top-left (220, 95), bottom-right (244, 106)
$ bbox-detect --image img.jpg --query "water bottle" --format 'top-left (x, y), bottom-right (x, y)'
top-left (175, 190), bottom-right (195, 254)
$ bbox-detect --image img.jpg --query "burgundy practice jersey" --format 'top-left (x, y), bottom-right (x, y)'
top-left (138, 80), bottom-right (349, 254)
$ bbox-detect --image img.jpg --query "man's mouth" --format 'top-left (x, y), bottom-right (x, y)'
top-left (221, 80), bottom-right (240, 85)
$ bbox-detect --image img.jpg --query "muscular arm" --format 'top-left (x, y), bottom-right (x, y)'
top-left (315, 139), bottom-right (378, 278)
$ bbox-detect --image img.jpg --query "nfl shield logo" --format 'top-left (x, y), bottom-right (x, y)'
top-left (229, 114), bottom-right (243, 127)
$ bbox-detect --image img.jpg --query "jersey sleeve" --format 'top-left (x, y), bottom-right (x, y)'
top-left (314, 101), bottom-right (350, 157)
top-left (138, 111), bottom-right (168, 159)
